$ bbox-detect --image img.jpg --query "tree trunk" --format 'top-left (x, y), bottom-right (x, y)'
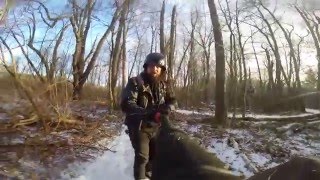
top-left (208, 0), bottom-right (226, 125)
top-left (110, 4), bottom-right (129, 107)
top-left (235, 4), bottom-right (247, 117)
top-left (160, 0), bottom-right (165, 55)
top-left (122, 11), bottom-right (129, 88)
top-left (219, 0), bottom-right (235, 114)
top-left (150, 25), bottom-right (156, 53)
top-left (70, 0), bottom-right (123, 100)
top-left (263, 47), bottom-right (274, 91)
top-left (251, 39), bottom-right (263, 90)
top-left (168, 5), bottom-right (177, 80)
top-left (175, 40), bottom-right (190, 84)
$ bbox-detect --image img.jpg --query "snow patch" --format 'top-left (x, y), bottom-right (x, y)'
top-left (61, 128), bottom-right (134, 180)
top-left (208, 138), bottom-right (253, 177)
top-left (251, 121), bottom-right (276, 125)
top-left (188, 124), bottom-right (201, 133)
top-left (305, 108), bottom-right (320, 114)
top-left (249, 153), bottom-right (272, 168)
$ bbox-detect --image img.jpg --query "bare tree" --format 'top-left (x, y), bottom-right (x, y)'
top-left (219, 0), bottom-right (237, 114)
top-left (261, 4), bottom-right (301, 89)
top-left (261, 44), bottom-right (274, 91)
top-left (255, 5), bottom-right (282, 94)
top-left (8, 2), bottom-right (68, 84)
top-left (248, 10), bottom-right (290, 91)
top-left (174, 37), bottom-right (191, 84)
top-left (295, 6), bottom-right (320, 91)
top-left (194, 8), bottom-right (214, 103)
top-left (69, 0), bottom-right (125, 100)
top-left (160, 0), bottom-right (165, 55)
top-left (184, 11), bottom-right (197, 89)
top-left (129, 25), bottom-right (145, 78)
top-left (109, 0), bottom-right (130, 108)
top-left (167, 5), bottom-right (177, 80)
top-left (121, 22), bottom-right (129, 88)
top-left (208, 0), bottom-right (226, 125)
top-left (250, 31), bottom-right (263, 89)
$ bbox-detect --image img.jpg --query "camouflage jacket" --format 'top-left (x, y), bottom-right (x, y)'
top-left (120, 72), bottom-right (177, 127)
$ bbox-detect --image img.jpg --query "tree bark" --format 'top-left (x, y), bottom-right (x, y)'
top-left (208, 0), bottom-right (226, 125)
top-left (110, 1), bottom-right (129, 107)
top-left (160, 0), bottom-right (165, 55)
top-left (121, 7), bottom-right (129, 88)
top-left (235, 2), bottom-right (247, 117)
top-left (219, 0), bottom-right (235, 113)
top-left (168, 5), bottom-right (177, 80)
top-left (251, 39), bottom-right (263, 90)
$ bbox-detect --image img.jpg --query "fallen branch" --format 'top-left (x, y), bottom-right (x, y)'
top-left (229, 137), bottom-right (259, 173)
top-left (12, 114), bottom-right (38, 128)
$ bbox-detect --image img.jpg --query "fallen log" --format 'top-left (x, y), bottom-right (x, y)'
top-left (228, 137), bottom-right (259, 173)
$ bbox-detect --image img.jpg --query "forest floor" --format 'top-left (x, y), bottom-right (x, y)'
top-left (1, 99), bottom-right (320, 179)
top-left (0, 98), bottom-right (123, 179)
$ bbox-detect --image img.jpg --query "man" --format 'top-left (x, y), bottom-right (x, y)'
top-left (120, 52), bottom-right (177, 180)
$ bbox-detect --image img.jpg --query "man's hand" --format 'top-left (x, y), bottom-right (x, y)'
top-left (147, 108), bottom-right (162, 123)
top-left (145, 104), bottom-right (172, 124)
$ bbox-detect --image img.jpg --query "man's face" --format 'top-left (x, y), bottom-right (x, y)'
top-left (146, 63), bottom-right (162, 78)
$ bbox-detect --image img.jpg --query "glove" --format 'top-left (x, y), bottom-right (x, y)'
top-left (147, 108), bottom-right (162, 123)
top-left (154, 111), bottom-right (161, 123)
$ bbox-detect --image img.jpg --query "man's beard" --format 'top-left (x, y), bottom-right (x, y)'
top-left (147, 73), bottom-right (161, 83)
top-left (150, 74), bottom-right (161, 82)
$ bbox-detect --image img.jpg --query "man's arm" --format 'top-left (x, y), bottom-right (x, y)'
top-left (120, 78), bottom-right (146, 115)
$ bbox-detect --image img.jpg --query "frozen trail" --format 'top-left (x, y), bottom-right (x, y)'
top-left (67, 128), bottom-right (134, 180)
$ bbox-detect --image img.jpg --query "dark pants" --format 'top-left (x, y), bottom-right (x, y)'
top-left (128, 123), bottom-right (158, 180)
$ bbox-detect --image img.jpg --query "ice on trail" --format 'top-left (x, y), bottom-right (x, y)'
top-left (62, 128), bottom-right (134, 180)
